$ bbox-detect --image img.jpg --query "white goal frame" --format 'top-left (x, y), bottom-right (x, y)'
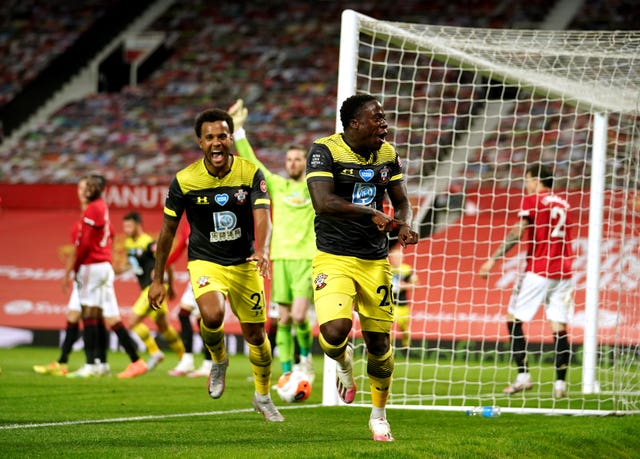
top-left (322, 9), bottom-right (640, 416)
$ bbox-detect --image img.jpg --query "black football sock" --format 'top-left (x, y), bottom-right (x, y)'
top-left (554, 330), bottom-right (570, 381)
top-left (178, 309), bottom-right (194, 354)
top-left (58, 321), bottom-right (80, 364)
top-left (508, 321), bottom-right (528, 373)
top-left (96, 318), bottom-right (109, 363)
top-left (82, 317), bottom-right (98, 365)
top-left (112, 321), bottom-right (140, 362)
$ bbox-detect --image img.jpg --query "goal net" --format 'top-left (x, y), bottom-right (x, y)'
top-left (324, 9), bottom-right (640, 415)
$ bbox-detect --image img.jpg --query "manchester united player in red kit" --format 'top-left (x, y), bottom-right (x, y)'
top-left (479, 163), bottom-right (574, 399)
top-left (69, 174), bottom-right (147, 379)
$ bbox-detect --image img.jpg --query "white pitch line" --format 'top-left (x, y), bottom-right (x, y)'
top-left (0, 404), bottom-right (324, 431)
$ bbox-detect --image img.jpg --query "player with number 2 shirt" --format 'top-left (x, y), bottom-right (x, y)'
top-left (478, 163), bottom-right (574, 399)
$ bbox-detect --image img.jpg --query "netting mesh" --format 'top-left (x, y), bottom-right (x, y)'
top-left (337, 10), bottom-right (640, 415)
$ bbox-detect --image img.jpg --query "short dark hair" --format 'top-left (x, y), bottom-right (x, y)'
top-left (339, 93), bottom-right (378, 130)
top-left (85, 174), bottom-right (106, 201)
top-left (194, 108), bottom-right (234, 137)
top-left (123, 211), bottom-right (142, 224)
top-left (526, 163), bottom-right (554, 188)
top-left (88, 174), bottom-right (106, 191)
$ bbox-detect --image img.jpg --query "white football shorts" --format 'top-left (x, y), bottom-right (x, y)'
top-left (67, 282), bottom-right (81, 313)
top-left (508, 271), bottom-right (573, 323)
top-left (76, 261), bottom-right (120, 318)
top-left (179, 283), bottom-right (200, 316)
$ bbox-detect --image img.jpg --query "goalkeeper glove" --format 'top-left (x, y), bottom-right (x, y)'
top-left (228, 98), bottom-right (248, 131)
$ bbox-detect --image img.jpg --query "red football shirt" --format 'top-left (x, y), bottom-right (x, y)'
top-left (73, 198), bottom-right (113, 272)
top-left (70, 220), bottom-right (82, 245)
top-left (518, 191), bottom-right (574, 279)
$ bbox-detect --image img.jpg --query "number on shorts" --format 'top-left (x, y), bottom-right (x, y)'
top-left (376, 284), bottom-right (393, 308)
top-left (250, 292), bottom-right (263, 316)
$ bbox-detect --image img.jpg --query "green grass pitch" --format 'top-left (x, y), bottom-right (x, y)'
top-left (1, 347), bottom-right (639, 458)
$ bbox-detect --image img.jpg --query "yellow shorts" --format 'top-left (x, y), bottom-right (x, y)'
top-left (132, 285), bottom-right (169, 320)
top-left (188, 259), bottom-right (266, 324)
top-left (312, 250), bottom-right (393, 334)
top-left (394, 304), bottom-right (410, 321)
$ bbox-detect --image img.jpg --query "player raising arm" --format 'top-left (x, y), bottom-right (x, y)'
top-left (229, 99), bottom-right (316, 384)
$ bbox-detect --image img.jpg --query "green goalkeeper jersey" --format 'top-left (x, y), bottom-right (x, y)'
top-left (235, 135), bottom-right (315, 260)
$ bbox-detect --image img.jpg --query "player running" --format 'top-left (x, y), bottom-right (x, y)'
top-left (117, 211), bottom-right (185, 371)
top-left (148, 108), bottom-right (283, 422)
top-left (306, 94), bottom-right (418, 441)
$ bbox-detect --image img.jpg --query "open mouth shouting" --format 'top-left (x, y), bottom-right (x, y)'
top-left (375, 130), bottom-right (387, 148)
top-left (209, 150), bottom-right (227, 165)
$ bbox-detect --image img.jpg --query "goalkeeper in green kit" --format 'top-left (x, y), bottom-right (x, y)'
top-left (228, 99), bottom-right (316, 384)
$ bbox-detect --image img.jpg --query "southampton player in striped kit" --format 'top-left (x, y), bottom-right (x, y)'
top-left (306, 94), bottom-right (418, 441)
top-left (148, 108), bottom-right (283, 422)
top-left (479, 163), bottom-right (574, 398)
top-left (389, 242), bottom-right (418, 354)
top-left (229, 99), bottom-right (316, 384)
top-left (118, 211), bottom-right (185, 371)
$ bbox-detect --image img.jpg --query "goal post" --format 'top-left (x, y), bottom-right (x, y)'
top-left (324, 9), bottom-right (640, 415)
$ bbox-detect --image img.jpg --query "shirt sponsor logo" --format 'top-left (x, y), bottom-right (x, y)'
top-left (359, 169), bottom-right (374, 182)
top-left (215, 194), bottom-right (229, 206)
top-left (352, 183), bottom-right (376, 206)
top-left (210, 228), bottom-right (242, 242)
top-left (283, 193), bottom-right (311, 207)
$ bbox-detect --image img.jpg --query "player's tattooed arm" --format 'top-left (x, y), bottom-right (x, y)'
top-left (478, 218), bottom-right (527, 279)
top-left (491, 218), bottom-right (528, 261)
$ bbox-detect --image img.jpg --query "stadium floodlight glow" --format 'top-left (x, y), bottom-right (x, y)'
top-left (327, 8), bottom-right (640, 415)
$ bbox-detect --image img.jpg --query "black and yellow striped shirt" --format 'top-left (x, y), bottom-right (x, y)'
top-left (164, 157), bottom-right (270, 266)
top-left (306, 133), bottom-right (403, 260)
top-left (124, 232), bottom-right (156, 290)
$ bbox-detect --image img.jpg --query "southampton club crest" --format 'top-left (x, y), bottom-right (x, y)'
top-left (197, 276), bottom-right (210, 288)
top-left (380, 166), bottom-right (390, 184)
top-left (235, 189), bottom-right (248, 204)
top-left (314, 273), bottom-right (328, 290)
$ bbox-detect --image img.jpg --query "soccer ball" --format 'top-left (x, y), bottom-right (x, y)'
top-left (276, 370), bottom-right (312, 403)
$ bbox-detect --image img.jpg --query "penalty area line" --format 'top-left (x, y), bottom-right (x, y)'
top-left (0, 403), bottom-right (324, 431)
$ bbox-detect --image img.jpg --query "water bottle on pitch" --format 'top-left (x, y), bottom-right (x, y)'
top-left (466, 406), bottom-right (501, 417)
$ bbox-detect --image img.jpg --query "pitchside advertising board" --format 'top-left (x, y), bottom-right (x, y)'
top-left (0, 184), bottom-right (639, 347)
top-left (0, 184), bottom-right (248, 346)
